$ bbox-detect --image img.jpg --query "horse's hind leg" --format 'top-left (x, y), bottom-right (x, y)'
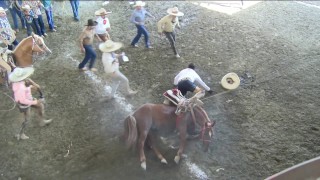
top-left (138, 131), bottom-right (148, 170)
top-left (147, 133), bottom-right (167, 164)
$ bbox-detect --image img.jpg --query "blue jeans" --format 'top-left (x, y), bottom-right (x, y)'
top-left (45, 6), bottom-right (55, 30)
top-left (9, 6), bottom-right (26, 30)
top-left (36, 15), bottom-right (46, 35)
top-left (70, 0), bottom-right (79, 21)
top-left (78, 45), bottom-right (96, 69)
top-left (131, 24), bottom-right (150, 48)
top-left (26, 21), bottom-right (37, 36)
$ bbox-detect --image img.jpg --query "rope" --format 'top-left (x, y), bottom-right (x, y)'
top-left (0, 92), bottom-right (16, 112)
top-left (201, 90), bottom-right (233, 101)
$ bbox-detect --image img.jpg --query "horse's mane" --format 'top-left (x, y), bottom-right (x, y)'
top-left (13, 36), bottom-right (32, 53)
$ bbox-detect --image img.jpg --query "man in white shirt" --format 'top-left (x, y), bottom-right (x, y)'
top-left (99, 40), bottom-right (137, 99)
top-left (174, 63), bottom-right (213, 96)
top-left (95, 8), bottom-right (111, 42)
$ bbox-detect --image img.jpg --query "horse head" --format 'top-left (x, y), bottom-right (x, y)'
top-left (188, 91), bottom-right (215, 152)
top-left (31, 33), bottom-right (52, 54)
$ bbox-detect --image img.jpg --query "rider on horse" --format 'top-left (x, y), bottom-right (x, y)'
top-left (174, 63), bottom-right (213, 96)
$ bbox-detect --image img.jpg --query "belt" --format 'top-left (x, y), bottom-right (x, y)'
top-left (179, 77), bottom-right (191, 83)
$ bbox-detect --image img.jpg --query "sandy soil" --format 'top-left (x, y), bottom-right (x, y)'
top-left (0, 1), bottom-right (319, 180)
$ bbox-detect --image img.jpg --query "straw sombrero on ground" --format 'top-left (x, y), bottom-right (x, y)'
top-left (99, 40), bottom-right (123, 53)
top-left (221, 72), bottom-right (240, 90)
top-left (133, 1), bottom-right (146, 7)
top-left (95, 8), bottom-right (112, 16)
top-left (9, 67), bottom-right (34, 83)
top-left (167, 7), bottom-right (184, 16)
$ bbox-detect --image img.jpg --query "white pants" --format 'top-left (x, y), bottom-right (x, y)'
top-left (110, 70), bottom-right (131, 97)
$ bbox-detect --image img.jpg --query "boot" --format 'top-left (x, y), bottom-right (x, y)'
top-left (39, 119), bottom-right (53, 127)
top-left (15, 133), bottom-right (29, 140)
top-left (127, 90), bottom-right (138, 96)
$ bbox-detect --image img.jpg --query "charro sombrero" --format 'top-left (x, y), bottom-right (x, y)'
top-left (133, 1), bottom-right (146, 7)
top-left (9, 67), bottom-right (34, 83)
top-left (99, 40), bottom-right (123, 53)
top-left (221, 72), bottom-right (240, 90)
top-left (95, 8), bottom-right (112, 16)
top-left (21, 5), bottom-right (31, 11)
top-left (167, 7), bottom-right (184, 16)
top-left (0, 7), bottom-right (8, 13)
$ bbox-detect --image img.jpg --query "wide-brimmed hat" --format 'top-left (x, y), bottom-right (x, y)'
top-left (95, 8), bottom-right (112, 16)
top-left (221, 72), bottom-right (240, 90)
top-left (9, 67), bottom-right (34, 83)
top-left (84, 19), bottom-right (98, 26)
top-left (167, 7), bottom-right (184, 16)
top-left (21, 5), bottom-right (31, 10)
top-left (133, 1), bottom-right (146, 7)
top-left (99, 40), bottom-right (123, 53)
top-left (0, 7), bottom-right (8, 13)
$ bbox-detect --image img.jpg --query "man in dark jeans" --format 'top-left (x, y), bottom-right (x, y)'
top-left (70, 0), bottom-right (79, 21)
top-left (8, 0), bottom-right (26, 32)
top-left (174, 63), bottom-right (213, 136)
top-left (130, 1), bottom-right (155, 49)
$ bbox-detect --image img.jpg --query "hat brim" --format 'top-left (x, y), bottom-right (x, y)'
top-left (133, 2), bottom-right (146, 7)
top-left (221, 73), bottom-right (240, 90)
top-left (167, 9), bottom-right (184, 16)
top-left (95, 11), bottom-right (112, 16)
top-left (99, 42), bottom-right (123, 53)
top-left (84, 21), bottom-right (98, 26)
top-left (9, 67), bottom-right (34, 83)
top-left (0, 9), bottom-right (8, 13)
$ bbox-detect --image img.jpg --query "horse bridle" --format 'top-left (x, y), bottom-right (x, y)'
top-left (31, 34), bottom-right (47, 53)
top-left (189, 105), bottom-right (215, 144)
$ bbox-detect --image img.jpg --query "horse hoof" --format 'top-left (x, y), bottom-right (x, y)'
top-left (141, 161), bottom-right (146, 170)
top-left (161, 158), bottom-right (168, 164)
top-left (174, 156), bottom-right (180, 164)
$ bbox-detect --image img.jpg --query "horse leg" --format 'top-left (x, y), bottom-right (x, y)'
top-left (174, 125), bottom-right (187, 164)
top-left (146, 133), bottom-right (167, 164)
top-left (16, 109), bottom-right (31, 140)
top-left (138, 131), bottom-right (148, 170)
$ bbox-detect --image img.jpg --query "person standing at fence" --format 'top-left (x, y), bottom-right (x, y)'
top-left (130, 1), bottom-right (155, 49)
top-left (0, 7), bottom-right (19, 50)
top-left (8, 0), bottom-right (26, 33)
top-left (42, 0), bottom-right (56, 32)
top-left (22, 1), bottom-right (47, 37)
top-left (157, 7), bottom-right (184, 58)
top-left (78, 19), bottom-right (99, 72)
top-left (21, 4), bottom-right (38, 36)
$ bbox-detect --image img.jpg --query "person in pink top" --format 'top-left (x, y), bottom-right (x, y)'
top-left (9, 67), bottom-right (52, 140)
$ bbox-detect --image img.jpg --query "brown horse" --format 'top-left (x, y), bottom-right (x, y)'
top-left (13, 33), bottom-right (52, 67)
top-left (123, 97), bottom-right (215, 170)
top-left (0, 33), bottom-right (51, 86)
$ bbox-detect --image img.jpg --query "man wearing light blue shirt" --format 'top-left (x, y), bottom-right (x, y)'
top-left (130, 1), bottom-right (154, 48)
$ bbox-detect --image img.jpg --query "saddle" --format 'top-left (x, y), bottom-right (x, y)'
top-left (163, 88), bottom-right (186, 106)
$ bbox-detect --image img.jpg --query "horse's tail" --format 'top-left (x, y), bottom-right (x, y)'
top-left (124, 115), bottom-right (138, 149)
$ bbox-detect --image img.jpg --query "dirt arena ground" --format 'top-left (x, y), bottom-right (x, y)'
top-left (0, 1), bottom-right (319, 179)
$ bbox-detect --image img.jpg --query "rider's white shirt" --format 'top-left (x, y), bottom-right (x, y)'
top-left (95, 16), bottom-right (110, 34)
top-left (174, 68), bottom-right (210, 91)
